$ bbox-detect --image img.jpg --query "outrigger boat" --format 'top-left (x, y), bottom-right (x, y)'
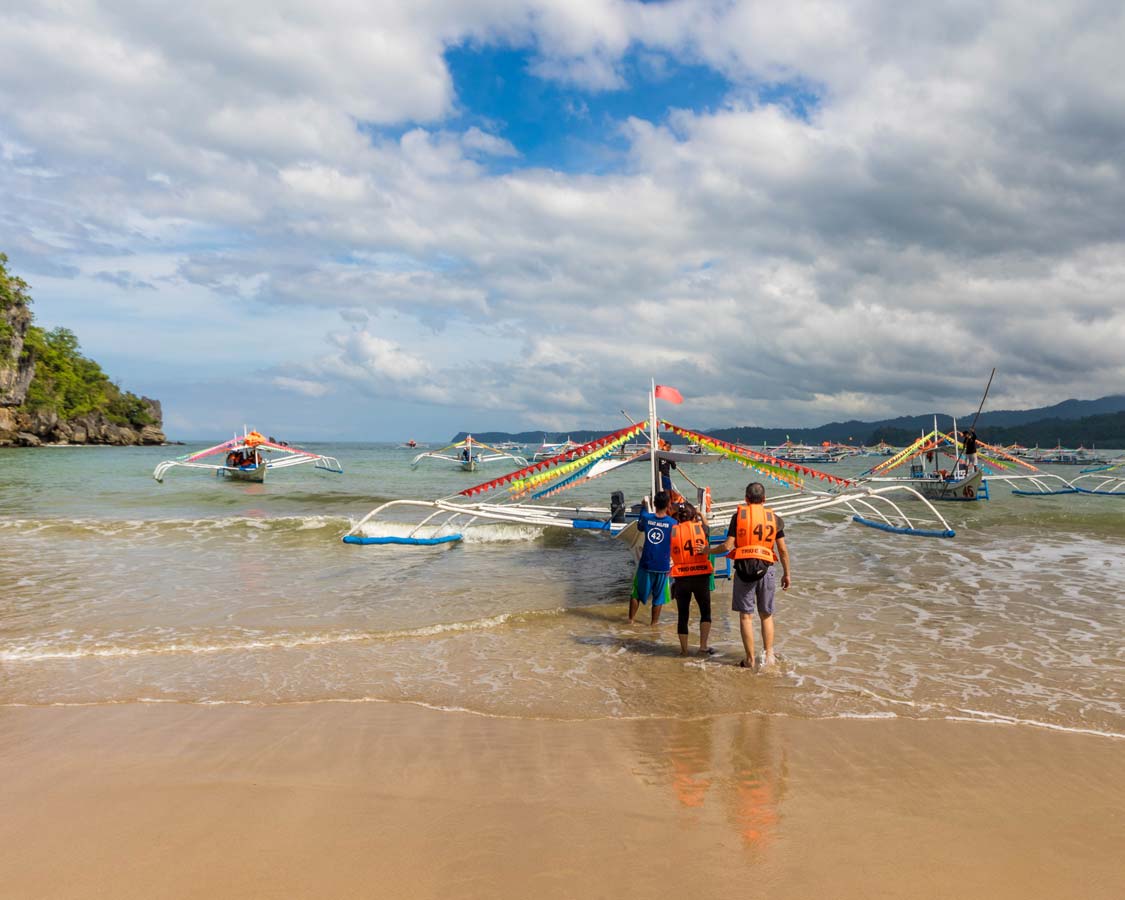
top-left (860, 417), bottom-right (1074, 499)
top-left (411, 435), bottom-right (528, 473)
top-left (153, 430), bottom-right (343, 483)
top-left (768, 439), bottom-right (848, 464)
top-left (532, 436), bottom-right (580, 461)
top-left (1062, 460), bottom-right (1125, 496)
top-left (1026, 443), bottom-right (1110, 466)
top-left (345, 383), bottom-right (958, 547)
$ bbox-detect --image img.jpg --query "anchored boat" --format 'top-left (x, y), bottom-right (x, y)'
top-left (153, 430), bottom-right (343, 483)
top-left (860, 417), bottom-right (1073, 499)
top-left (411, 435), bottom-right (528, 473)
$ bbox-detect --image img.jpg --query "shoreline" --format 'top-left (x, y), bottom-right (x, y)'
top-left (2, 700), bottom-right (1121, 899)
top-left (4, 695), bottom-right (1123, 741)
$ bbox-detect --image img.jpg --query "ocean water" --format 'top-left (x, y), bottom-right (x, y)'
top-left (1, 442), bottom-right (1122, 738)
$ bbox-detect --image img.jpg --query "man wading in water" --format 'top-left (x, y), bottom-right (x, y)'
top-left (723, 483), bottom-right (791, 671)
top-left (629, 491), bottom-right (677, 626)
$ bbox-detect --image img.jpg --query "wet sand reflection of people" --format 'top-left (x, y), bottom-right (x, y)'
top-left (727, 715), bottom-right (787, 849)
top-left (630, 715), bottom-right (787, 850)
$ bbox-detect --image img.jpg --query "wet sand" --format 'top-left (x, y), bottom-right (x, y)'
top-left (1, 703), bottom-right (1121, 899)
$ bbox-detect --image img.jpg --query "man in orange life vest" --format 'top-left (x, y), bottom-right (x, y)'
top-left (722, 482), bottom-right (791, 671)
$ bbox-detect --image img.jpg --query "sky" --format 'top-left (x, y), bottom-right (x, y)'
top-left (1, 0), bottom-right (1123, 440)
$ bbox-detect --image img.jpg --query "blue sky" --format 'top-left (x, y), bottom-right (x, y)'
top-left (2, 1), bottom-right (1123, 440)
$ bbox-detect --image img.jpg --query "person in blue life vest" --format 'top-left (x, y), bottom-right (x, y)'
top-left (629, 490), bottom-right (677, 626)
top-left (722, 482), bottom-right (791, 670)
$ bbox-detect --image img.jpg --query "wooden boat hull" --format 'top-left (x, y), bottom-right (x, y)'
top-left (221, 465), bottom-right (266, 483)
top-left (908, 469), bottom-right (984, 501)
top-left (460, 460), bottom-right (478, 472)
top-left (868, 469), bottom-right (985, 501)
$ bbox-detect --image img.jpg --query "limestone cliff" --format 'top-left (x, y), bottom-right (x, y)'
top-left (0, 253), bottom-right (166, 447)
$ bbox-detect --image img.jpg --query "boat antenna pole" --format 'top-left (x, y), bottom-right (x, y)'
top-left (649, 379), bottom-right (659, 502)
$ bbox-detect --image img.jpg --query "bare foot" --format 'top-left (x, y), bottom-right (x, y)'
top-left (762, 651), bottom-right (776, 668)
top-left (739, 658), bottom-right (756, 671)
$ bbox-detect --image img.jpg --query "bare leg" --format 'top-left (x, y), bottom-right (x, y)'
top-left (651, 604), bottom-right (662, 626)
top-left (699, 621), bottom-right (711, 653)
top-left (628, 597), bottom-right (638, 624)
top-left (739, 612), bottom-right (756, 669)
top-left (760, 614), bottom-right (775, 666)
top-left (679, 632), bottom-right (689, 656)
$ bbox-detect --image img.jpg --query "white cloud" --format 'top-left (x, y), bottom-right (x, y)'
top-left (2, 1), bottom-right (1124, 435)
top-left (461, 127), bottom-right (519, 158)
top-left (271, 376), bottom-right (332, 398)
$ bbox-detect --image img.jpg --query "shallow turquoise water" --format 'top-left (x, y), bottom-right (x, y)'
top-left (1, 442), bottom-right (1122, 736)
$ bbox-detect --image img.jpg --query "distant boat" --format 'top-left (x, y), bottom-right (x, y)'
top-left (532, 436), bottom-right (580, 461)
top-left (1027, 442), bottom-right (1109, 465)
top-left (768, 439), bottom-right (847, 464)
top-left (411, 435), bottom-right (528, 473)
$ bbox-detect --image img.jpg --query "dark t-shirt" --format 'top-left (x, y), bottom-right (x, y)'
top-left (963, 432), bottom-right (978, 454)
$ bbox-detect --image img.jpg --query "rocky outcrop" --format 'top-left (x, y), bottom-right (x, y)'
top-left (0, 403), bottom-right (167, 447)
top-left (0, 286), bottom-right (34, 407)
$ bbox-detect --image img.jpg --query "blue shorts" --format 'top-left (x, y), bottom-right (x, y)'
top-left (633, 567), bottom-right (671, 606)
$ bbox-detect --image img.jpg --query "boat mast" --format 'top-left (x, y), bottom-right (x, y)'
top-left (933, 415), bottom-right (939, 474)
top-left (650, 378), bottom-right (659, 500)
top-left (952, 413), bottom-right (958, 473)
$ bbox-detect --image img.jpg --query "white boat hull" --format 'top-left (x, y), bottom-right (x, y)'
top-left (870, 469), bottom-right (984, 501)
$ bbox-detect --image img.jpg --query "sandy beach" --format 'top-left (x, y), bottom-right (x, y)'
top-left (2, 702), bottom-right (1121, 899)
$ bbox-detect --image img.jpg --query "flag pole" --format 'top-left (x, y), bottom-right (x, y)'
top-left (650, 378), bottom-right (658, 501)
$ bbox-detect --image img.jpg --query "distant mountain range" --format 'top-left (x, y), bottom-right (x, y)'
top-left (453, 394), bottom-right (1125, 447)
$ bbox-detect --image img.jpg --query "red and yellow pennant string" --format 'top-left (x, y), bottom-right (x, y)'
top-left (458, 422), bottom-right (647, 498)
top-left (662, 422), bottom-right (854, 489)
top-left (508, 426), bottom-right (649, 499)
top-left (865, 431), bottom-right (940, 475)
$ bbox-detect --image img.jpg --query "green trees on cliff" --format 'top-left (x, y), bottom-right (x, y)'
top-left (1, 253), bottom-right (155, 428)
top-left (0, 252), bottom-right (32, 355)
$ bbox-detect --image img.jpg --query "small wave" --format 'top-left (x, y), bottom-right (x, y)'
top-left (354, 519), bottom-right (545, 544)
top-left (0, 608), bottom-right (569, 662)
top-left (0, 515), bottom-right (353, 539)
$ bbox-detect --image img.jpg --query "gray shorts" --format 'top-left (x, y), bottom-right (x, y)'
top-left (732, 566), bottom-right (775, 617)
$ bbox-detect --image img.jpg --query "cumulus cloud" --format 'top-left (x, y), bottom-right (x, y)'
top-left (271, 376), bottom-right (332, 398)
top-left (2, 1), bottom-right (1124, 434)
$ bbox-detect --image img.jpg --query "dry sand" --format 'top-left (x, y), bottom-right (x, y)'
top-left (1, 702), bottom-right (1121, 899)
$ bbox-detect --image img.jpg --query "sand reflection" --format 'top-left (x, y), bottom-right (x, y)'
top-left (629, 714), bottom-right (788, 850)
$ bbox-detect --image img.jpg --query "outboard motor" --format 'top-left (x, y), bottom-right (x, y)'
top-left (610, 491), bottom-right (626, 524)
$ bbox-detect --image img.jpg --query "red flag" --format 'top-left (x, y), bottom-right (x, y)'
top-left (654, 384), bottom-right (683, 404)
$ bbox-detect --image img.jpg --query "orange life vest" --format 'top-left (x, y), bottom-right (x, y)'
top-left (732, 504), bottom-right (778, 564)
top-left (670, 520), bottom-right (713, 578)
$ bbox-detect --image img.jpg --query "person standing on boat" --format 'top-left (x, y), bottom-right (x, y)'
top-left (961, 428), bottom-right (979, 471)
top-left (629, 491), bottom-right (677, 626)
top-left (658, 440), bottom-right (678, 494)
top-left (723, 483), bottom-right (791, 671)
top-left (670, 502), bottom-right (714, 656)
